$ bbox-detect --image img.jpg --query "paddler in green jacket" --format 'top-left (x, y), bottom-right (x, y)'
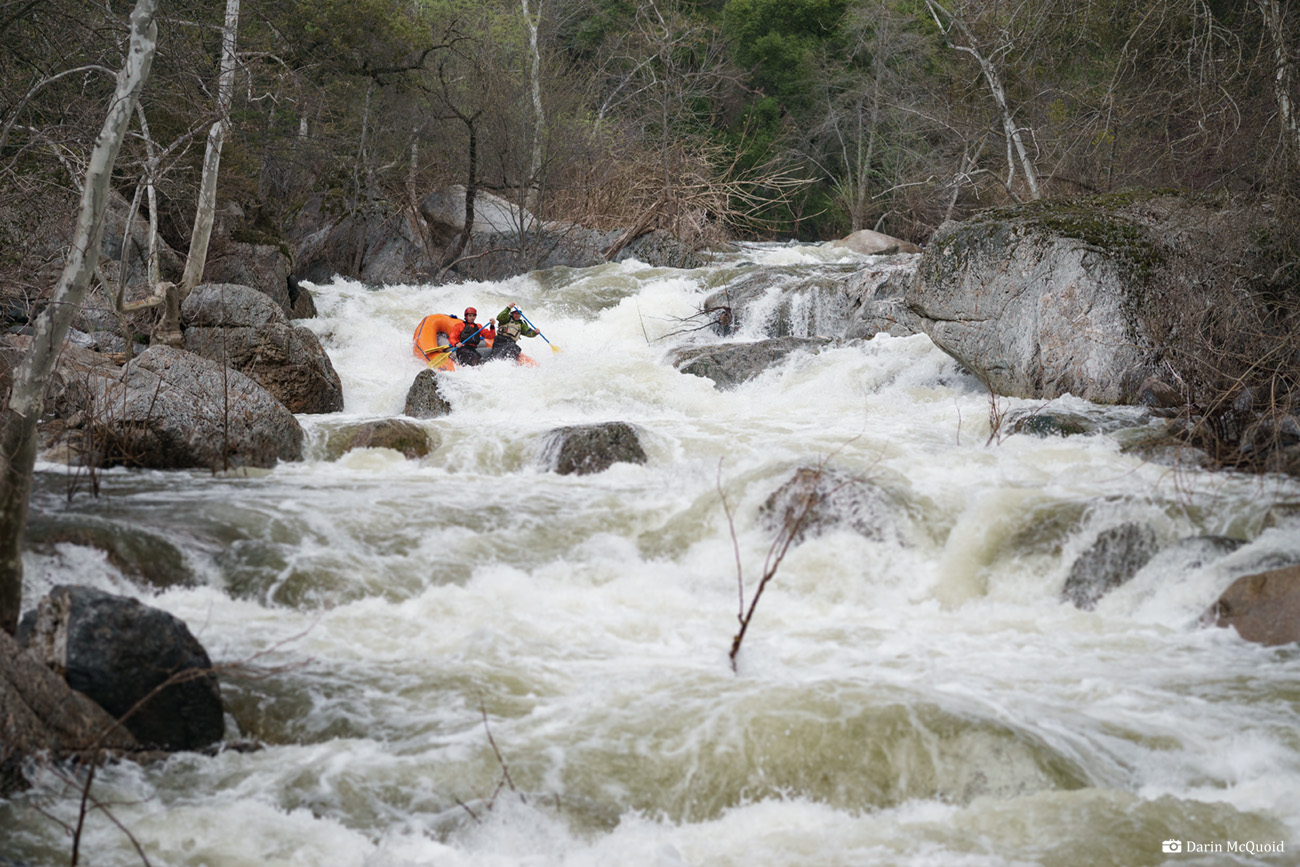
top-left (491, 304), bottom-right (539, 361)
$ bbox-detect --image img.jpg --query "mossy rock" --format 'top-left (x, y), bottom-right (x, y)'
top-left (326, 419), bottom-right (437, 459)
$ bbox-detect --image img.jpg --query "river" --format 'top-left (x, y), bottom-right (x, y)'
top-left (4, 243), bottom-right (1299, 867)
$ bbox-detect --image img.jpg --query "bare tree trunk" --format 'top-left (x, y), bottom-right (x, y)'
top-left (168, 0), bottom-right (240, 343)
top-left (0, 0), bottom-right (157, 634)
top-left (925, 0), bottom-right (1041, 200)
top-left (521, 0), bottom-right (545, 212)
top-left (351, 81), bottom-right (374, 277)
top-left (439, 110), bottom-right (482, 275)
top-left (1258, 0), bottom-right (1300, 159)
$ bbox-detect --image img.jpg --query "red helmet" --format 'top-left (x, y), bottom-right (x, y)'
top-left (464, 307), bottom-right (477, 318)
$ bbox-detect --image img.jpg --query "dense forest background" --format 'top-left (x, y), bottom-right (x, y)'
top-left (2, 0), bottom-right (1299, 295)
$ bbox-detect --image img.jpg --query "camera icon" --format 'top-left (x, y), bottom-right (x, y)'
top-left (1162, 840), bottom-right (1183, 853)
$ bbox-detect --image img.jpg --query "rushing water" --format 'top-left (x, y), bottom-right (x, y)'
top-left (4, 243), bottom-right (1300, 867)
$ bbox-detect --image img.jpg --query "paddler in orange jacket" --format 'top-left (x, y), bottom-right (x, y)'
top-left (448, 307), bottom-right (494, 366)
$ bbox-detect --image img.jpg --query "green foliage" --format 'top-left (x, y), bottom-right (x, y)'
top-left (722, 0), bottom-right (847, 106)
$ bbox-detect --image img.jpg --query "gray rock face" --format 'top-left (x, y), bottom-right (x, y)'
top-left (1, 628), bottom-right (137, 796)
top-left (672, 337), bottom-right (830, 389)
top-left (91, 345), bottom-right (304, 469)
top-left (912, 214), bottom-right (1155, 403)
top-left (543, 422), bottom-right (648, 475)
top-left (181, 284), bottom-right (344, 414)
top-left (404, 369), bottom-right (453, 418)
top-left (1062, 523), bottom-right (1161, 610)
top-left (182, 282), bottom-right (285, 327)
top-left (20, 586), bottom-right (224, 751)
top-left (908, 193), bottom-right (1273, 406)
top-left (202, 240), bottom-right (296, 315)
top-left (1203, 564), bottom-right (1300, 646)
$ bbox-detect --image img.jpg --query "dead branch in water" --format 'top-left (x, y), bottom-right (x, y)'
top-left (722, 446), bottom-right (863, 673)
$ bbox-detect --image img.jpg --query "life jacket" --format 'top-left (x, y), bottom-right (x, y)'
top-left (461, 320), bottom-right (492, 347)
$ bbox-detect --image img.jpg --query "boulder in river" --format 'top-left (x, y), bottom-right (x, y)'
top-left (1203, 564), bottom-right (1300, 646)
top-left (831, 228), bottom-right (922, 256)
top-left (672, 337), bottom-right (831, 389)
top-left (90, 345), bottom-right (304, 470)
top-left (404, 369), bottom-right (454, 418)
top-left (181, 283), bottom-right (344, 414)
top-left (19, 585), bottom-right (225, 751)
top-left (1, 628), bottom-right (138, 796)
top-left (1061, 522), bottom-right (1161, 610)
top-left (543, 422), bottom-right (647, 475)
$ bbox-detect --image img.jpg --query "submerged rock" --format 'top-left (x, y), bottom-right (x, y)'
top-left (1062, 523), bottom-right (1161, 610)
top-left (1203, 564), bottom-right (1300, 646)
top-left (326, 419), bottom-right (437, 459)
top-left (759, 466), bottom-right (910, 546)
top-left (543, 422), bottom-right (647, 475)
top-left (19, 585), bottom-right (224, 751)
top-left (672, 337), bottom-right (830, 389)
top-left (25, 515), bottom-right (193, 589)
top-left (1007, 405), bottom-right (1155, 438)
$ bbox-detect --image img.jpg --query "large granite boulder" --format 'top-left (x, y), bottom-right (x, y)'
top-left (202, 239), bottom-right (296, 316)
top-left (181, 283), bottom-right (343, 414)
top-left (909, 193), bottom-right (1273, 405)
top-left (1, 628), bottom-right (138, 796)
top-left (542, 422), bottom-right (648, 475)
top-left (19, 586), bottom-right (224, 751)
top-left (90, 345), bottom-right (303, 469)
top-left (1203, 564), bottom-right (1300, 646)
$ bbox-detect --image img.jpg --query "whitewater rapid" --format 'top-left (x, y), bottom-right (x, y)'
top-left (5, 242), bottom-right (1300, 867)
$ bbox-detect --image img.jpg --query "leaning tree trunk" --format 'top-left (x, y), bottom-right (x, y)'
top-left (0, 0), bottom-right (158, 635)
top-left (166, 0), bottom-right (240, 344)
top-left (439, 109), bottom-right (483, 276)
top-left (521, 0), bottom-right (545, 213)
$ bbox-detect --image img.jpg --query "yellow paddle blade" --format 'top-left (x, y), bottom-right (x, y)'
top-left (425, 346), bottom-right (455, 369)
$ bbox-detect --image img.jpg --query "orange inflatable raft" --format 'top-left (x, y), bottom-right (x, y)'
top-left (412, 314), bottom-right (535, 370)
